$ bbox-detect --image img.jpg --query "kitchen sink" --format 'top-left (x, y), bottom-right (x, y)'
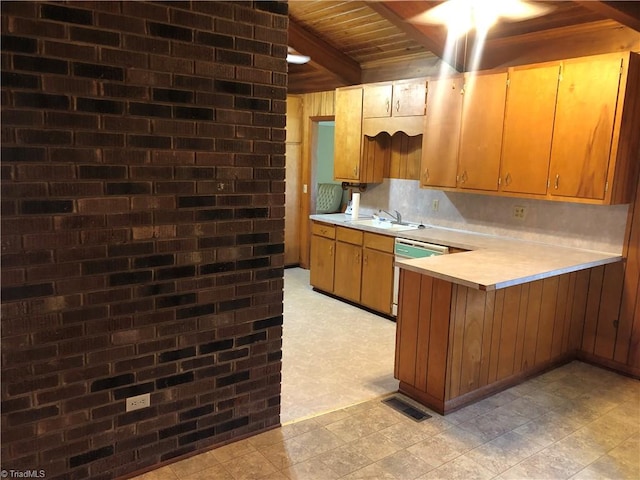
top-left (350, 218), bottom-right (424, 231)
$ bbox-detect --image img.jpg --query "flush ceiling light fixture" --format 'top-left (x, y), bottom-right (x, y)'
top-left (409, 0), bottom-right (554, 37)
top-left (287, 46), bottom-right (311, 64)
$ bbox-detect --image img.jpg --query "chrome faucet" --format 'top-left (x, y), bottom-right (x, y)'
top-left (381, 209), bottom-right (403, 225)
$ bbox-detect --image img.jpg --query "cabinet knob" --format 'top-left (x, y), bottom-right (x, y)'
top-left (386, 99), bottom-right (390, 113)
top-left (554, 174), bottom-right (560, 190)
top-left (395, 100), bottom-right (400, 112)
top-left (424, 168), bottom-right (430, 182)
top-left (329, 245), bottom-right (333, 256)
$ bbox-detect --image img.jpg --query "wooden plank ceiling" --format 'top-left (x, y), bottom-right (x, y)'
top-left (287, 1), bottom-right (640, 94)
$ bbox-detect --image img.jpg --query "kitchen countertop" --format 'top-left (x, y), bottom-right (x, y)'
top-left (310, 213), bottom-right (621, 290)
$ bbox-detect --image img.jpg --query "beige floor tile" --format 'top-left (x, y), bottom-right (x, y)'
top-left (286, 427), bottom-right (345, 457)
top-left (324, 413), bottom-right (383, 443)
top-left (443, 399), bottom-right (500, 426)
top-left (465, 430), bottom-right (545, 475)
top-left (418, 455), bottom-right (494, 480)
top-left (221, 451), bottom-right (278, 480)
top-left (552, 425), bottom-right (629, 466)
top-left (341, 462), bottom-right (398, 479)
top-left (407, 426), bottom-right (484, 469)
top-left (498, 447), bottom-right (585, 479)
top-left (314, 443), bottom-right (372, 476)
top-left (348, 431), bottom-right (403, 462)
top-left (514, 410), bottom-right (584, 447)
top-left (379, 421), bottom-right (436, 449)
top-left (570, 454), bottom-right (640, 480)
top-left (180, 463), bottom-right (235, 480)
top-left (257, 439), bottom-right (315, 470)
top-left (281, 456), bottom-right (341, 480)
top-left (213, 439), bottom-right (259, 463)
top-left (457, 405), bottom-right (530, 441)
top-left (169, 451), bottom-right (221, 478)
top-left (608, 432), bottom-right (640, 465)
top-left (375, 449), bottom-right (435, 479)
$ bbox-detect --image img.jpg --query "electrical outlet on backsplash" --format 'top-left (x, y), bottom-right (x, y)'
top-left (358, 179), bottom-right (628, 254)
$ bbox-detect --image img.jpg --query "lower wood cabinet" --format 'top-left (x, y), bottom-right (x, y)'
top-left (361, 234), bottom-right (395, 315)
top-left (334, 226), bottom-right (364, 303)
top-left (310, 221), bottom-right (395, 316)
top-left (310, 223), bottom-right (335, 293)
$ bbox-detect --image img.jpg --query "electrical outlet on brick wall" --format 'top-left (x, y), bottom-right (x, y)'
top-left (126, 393), bottom-right (150, 412)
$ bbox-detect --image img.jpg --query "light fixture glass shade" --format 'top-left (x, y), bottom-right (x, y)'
top-left (287, 47), bottom-right (310, 64)
top-left (409, 0), bottom-right (554, 37)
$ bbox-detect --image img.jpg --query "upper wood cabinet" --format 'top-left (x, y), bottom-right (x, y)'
top-left (334, 86), bottom-right (384, 183)
top-left (549, 52), bottom-right (639, 204)
top-left (421, 76), bottom-right (464, 188)
top-left (363, 79), bottom-right (426, 118)
top-left (500, 63), bottom-right (560, 196)
top-left (419, 51), bottom-right (639, 205)
top-left (334, 86), bottom-right (364, 182)
top-left (458, 71), bottom-right (508, 192)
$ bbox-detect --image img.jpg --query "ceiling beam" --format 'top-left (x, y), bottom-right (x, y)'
top-left (288, 19), bottom-right (361, 86)
top-left (367, 1), bottom-right (464, 72)
top-left (574, 1), bottom-right (640, 32)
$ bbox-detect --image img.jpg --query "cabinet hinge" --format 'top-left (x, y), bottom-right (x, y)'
top-left (506, 78), bottom-right (510, 88)
top-left (558, 64), bottom-right (563, 82)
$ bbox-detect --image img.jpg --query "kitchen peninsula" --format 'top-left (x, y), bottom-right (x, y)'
top-left (309, 213), bottom-right (625, 414)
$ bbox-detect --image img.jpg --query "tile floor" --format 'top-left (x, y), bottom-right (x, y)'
top-left (132, 269), bottom-right (640, 480)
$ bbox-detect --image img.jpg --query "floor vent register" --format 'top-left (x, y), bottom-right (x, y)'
top-left (382, 396), bottom-right (432, 422)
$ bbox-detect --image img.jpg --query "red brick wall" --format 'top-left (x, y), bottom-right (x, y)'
top-left (0, 2), bottom-right (287, 478)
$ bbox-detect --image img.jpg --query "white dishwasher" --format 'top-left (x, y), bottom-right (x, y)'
top-left (393, 238), bottom-right (449, 316)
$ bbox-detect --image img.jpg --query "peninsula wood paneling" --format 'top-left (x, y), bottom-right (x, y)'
top-left (396, 269), bottom-right (595, 413)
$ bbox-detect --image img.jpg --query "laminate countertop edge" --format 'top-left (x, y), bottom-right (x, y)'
top-left (310, 213), bottom-right (622, 291)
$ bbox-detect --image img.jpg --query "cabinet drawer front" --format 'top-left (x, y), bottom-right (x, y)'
top-left (363, 232), bottom-right (394, 253)
top-left (336, 226), bottom-right (363, 245)
top-left (312, 222), bottom-right (336, 239)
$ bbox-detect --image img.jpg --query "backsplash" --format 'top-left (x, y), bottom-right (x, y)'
top-left (359, 179), bottom-right (629, 254)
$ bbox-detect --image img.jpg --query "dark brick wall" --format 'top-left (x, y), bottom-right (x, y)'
top-left (0, 1), bottom-right (287, 478)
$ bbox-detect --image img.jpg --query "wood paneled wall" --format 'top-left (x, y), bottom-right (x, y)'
top-left (580, 173), bottom-right (640, 373)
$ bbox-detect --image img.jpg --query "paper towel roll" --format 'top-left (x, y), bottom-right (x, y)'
top-left (351, 192), bottom-right (360, 219)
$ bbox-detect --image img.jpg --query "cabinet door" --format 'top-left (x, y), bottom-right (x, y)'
top-left (363, 83), bottom-right (392, 118)
top-left (421, 77), bottom-right (463, 188)
top-left (361, 248), bottom-right (394, 315)
top-left (458, 72), bottom-right (508, 191)
top-left (334, 87), bottom-right (364, 181)
top-left (310, 235), bottom-right (335, 293)
top-left (500, 64), bottom-right (560, 195)
top-left (393, 79), bottom-right (427, 117)
top-left (334, 242), bottom-right (362, 302)
top-left (549, 56), bottom-right (622, 200)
